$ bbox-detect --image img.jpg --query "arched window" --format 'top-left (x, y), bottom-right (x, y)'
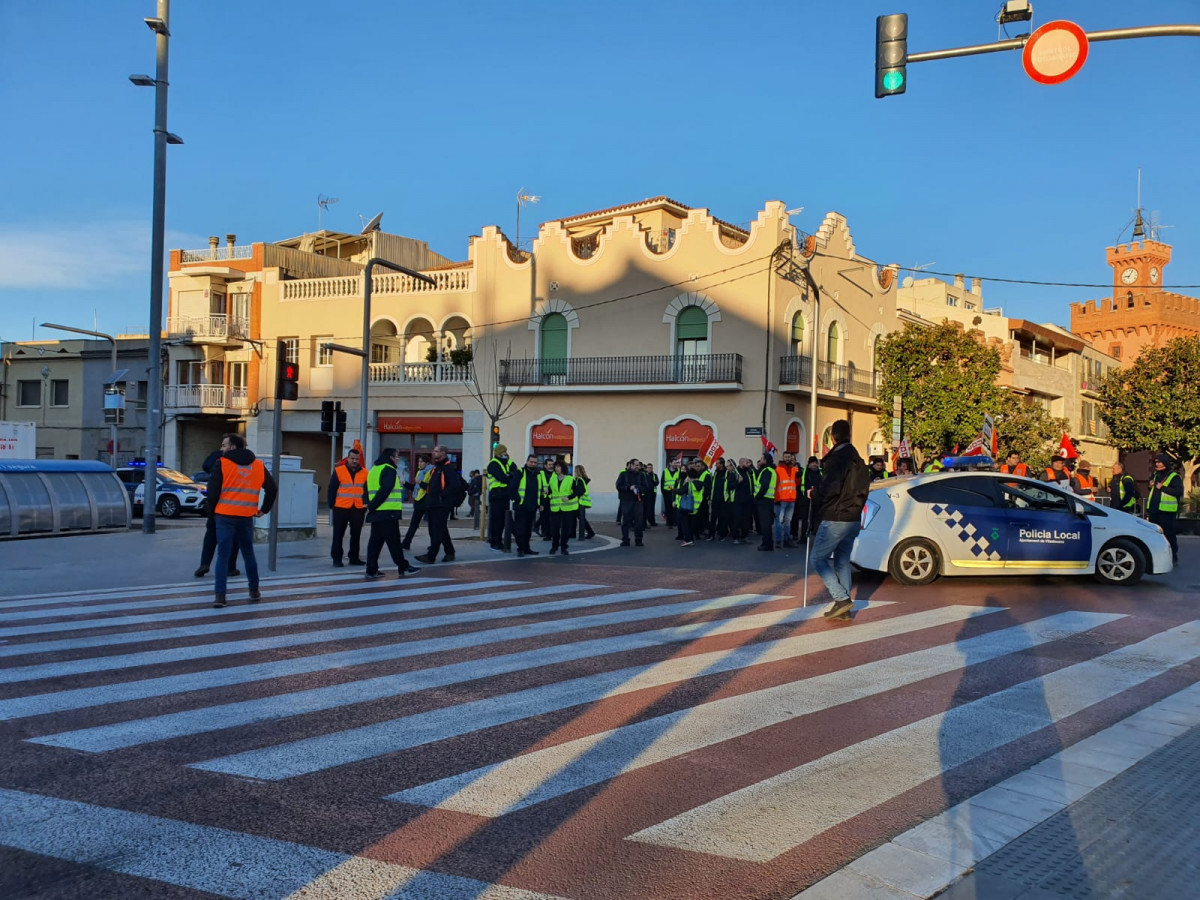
top-left (539, 312), bottom-right (568, 381)
top-left (872, 335), bottom-right (882, 370)
top-left (791, 312), bottom-right (805, 355)
top-left (826, 322), bottom-right (840, 364)
top-left (675, 305), bottom-right (710, 382)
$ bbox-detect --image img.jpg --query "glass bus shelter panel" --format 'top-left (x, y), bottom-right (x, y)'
top-left (88, 474), bottom-right (131, 528)
top-left (44, 472), bottom-right (94, 531)
top-left (4, 473), bottom-right (54, 535)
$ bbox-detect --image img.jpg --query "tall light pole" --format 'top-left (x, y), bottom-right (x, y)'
top-left (130, 0), bottom-right (183, 533)
top-left (40, 323), bottom-right (121, 469)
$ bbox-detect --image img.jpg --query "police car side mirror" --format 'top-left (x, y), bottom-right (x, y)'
top-left (1071, 499), bottom-right (1088, 518)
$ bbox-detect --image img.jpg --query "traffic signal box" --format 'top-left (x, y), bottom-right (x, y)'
top-left (276, 340), bottom-right (299, 401)
top-left (320, 401), bottom-right (335, 432)
top-left (491, 425), bottom-right (501, 451)
top-left (320, 401), bottom-right (347, 434)
top-left (875, 14), bottom-right (908, 98)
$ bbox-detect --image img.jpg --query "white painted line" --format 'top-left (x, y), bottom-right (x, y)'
top-left (0, 586), bottom-right (675, 688)
top-left (631, 621), bottom-right (1200, 862)
top-left (390, 611), bottom-right (1113, 815)
top-left (0, 787), bottom-right (564, 900)
top-left (32, 594), bottom-right (791, 751)
top-left (194, 603), bottom-right (974, 781)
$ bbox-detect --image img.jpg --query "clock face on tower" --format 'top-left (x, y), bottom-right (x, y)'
top-left (1150, 267), bottom-right (1159, 284)
top-left (1121, 266), bottom-right (1139, 285)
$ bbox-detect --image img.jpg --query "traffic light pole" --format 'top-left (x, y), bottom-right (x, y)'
top-left (267, 339), bottom-right (285, 572)
top-left (905, 23), bottom-right (1200, 64)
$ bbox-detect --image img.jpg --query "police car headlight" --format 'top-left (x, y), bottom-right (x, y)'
top-left (861, 499), bottom-right (881, 530)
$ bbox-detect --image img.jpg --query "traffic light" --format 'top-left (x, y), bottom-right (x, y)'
top-left (275, 339), bottom-right (299, 401)
top-left (320, 400), bottom-right (334, 433)
top-left (491, 425), bottom-right (500, 450)
top-left (334, 403), bottom-right (347, 434)
top-left (875, 13), bottom-right (908, 98)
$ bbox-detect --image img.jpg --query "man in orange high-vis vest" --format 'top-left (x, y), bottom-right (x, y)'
top-left (327, 447), bottom-right (368, 567)
top-left (774, 453), bottom-right (799, 548)
top-left (999, 451), bottom-right (1029, 477)
top-left (207, 432), bottom-right (277, 609)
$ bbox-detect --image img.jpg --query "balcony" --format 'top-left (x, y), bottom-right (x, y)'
top-left (164, 384), bottom-right (247, 413)
top-left (180, 244), bottom-right (254, 263)
top-left (499, 354), bottom-right (743, 389)
top-left (281, 267), bottom-right (474, 301)
top-left (779, 355), bottom-right (878, 399)
top-left (369, 362), bottom-right (474, 385)
top-left (166, 315), bottom-right (250, 343)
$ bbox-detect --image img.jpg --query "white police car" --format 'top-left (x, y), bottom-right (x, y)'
top-left (852, 458), bottom-right (1172, 586)
top-left (128, 467), bottom-right (207, 518)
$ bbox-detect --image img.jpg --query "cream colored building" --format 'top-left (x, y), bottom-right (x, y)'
top-left (164, 197), bottom-right (901, 511)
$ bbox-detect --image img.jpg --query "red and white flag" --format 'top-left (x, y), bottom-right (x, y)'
top-left (1059, 433), bottom-right (1079, 459)
top-left (700, 433), bottom-right (725, 466)
top-left (760, 434), bottom-right (778, 457)
top-left (963, 434), bottom-right (986, 456)
top-left (897, 435), bottom-right (912, 460)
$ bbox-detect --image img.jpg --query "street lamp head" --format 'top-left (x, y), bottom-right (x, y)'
top-left (144, 17), bottom-right (169, 35)
top-left (165, 133), bottom-right (184, 145)
top-left (129, 74), bottom-right (156, 87)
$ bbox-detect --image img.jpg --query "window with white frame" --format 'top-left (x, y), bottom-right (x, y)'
top-left (314, 336), bottom-right (334, 367)
top-left (281, 337), bottom-right (299, 364)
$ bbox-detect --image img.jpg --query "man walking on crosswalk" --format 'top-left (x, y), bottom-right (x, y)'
top-left (207, 433), bottom-right (276, 609)
top-left (808, 419), bottom-right (869, 620)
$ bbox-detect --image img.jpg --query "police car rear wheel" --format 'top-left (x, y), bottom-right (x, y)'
top-left (1094, 538), bottom-right (1145, 586)
top-left (889, 538), bottom-right (940, 586)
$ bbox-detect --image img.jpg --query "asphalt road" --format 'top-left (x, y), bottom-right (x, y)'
top-left (0, 526), bottom-right (1197, 899)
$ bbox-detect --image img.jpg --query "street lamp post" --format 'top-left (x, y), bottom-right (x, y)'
top-left (130, 0), bottom-right (183, 534)
top-left (40, 323), bottom-right (121, 468)
top-left (359, 259), bottom-right (436, 458)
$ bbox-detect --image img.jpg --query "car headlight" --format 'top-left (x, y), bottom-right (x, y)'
top-left (861, 499), bottom-right (881, 530)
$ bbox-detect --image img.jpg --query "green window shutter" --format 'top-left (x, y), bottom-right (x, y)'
top-left (676, 305), bottom-right (708, 341)
top-left (791, 312), bottom-right (804, 344)
top-left (540, 313), bottom-right (568, 359)
top-left (827, 322), bottom-right (839, 362)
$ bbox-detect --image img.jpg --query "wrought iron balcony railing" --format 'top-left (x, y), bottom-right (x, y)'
top-left (779, 356), bottom-right (878, 399)
top-left (500, 353), bottom-right (743, 387)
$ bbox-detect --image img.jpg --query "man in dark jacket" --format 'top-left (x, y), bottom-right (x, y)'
top-left (364, 447), bottom-right (420, 579)
top-left (729, 457), bottom-right (754, 544)
top-left (1148, 453), bottom-right (1183, 566)
top-left (195, 445), bottom-right (239, 578)
top-left (207, 433), bottom-right (278, 607)
top-left (753, 455), bottom-right (777, 551)
top-left (642, 463), bottom-right (660, 529)
top-left (809, 420), bottom-right (870, 620)
top-left (416, 444), bottom-right (465, 564)
top-left (511, 454), bottom-right (543, 557)
top-left (327, 447), bottom-right (367, 566)
top-left (616, 459), bottom-right (648, 547)
top-left (793, 456), bottom-right (822, 542)
top-left (486, 445), bottom-right (516, 551)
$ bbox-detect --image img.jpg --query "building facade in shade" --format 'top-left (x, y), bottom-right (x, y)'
top-left (163, 197), bottom-right (901, 512)
top-left (0, 337), bottom-right (152, 463)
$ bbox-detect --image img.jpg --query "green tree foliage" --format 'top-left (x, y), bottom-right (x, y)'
top-left (1099, 337), bottom-right (1200, 463)
top-left (876, 321), bottom-right (1066, 466)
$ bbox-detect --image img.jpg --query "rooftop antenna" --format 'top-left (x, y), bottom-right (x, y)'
top-left (360, 211), bottom-right (383, 234)
top-left (317, 194), bottom-right (339, 232)
top-left (516, 188), bottom-right (541, 250)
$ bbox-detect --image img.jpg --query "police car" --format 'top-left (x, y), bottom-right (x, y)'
top-left (120, 463), bottom-right (207, 518)
top-left (851, 457), bottom-right (1172, 586)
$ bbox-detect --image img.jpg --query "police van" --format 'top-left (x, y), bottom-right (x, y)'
top-left (851, 457), bottom-right (1172, 586)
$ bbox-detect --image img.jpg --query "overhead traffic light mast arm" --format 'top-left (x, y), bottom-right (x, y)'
top-left (905, 23), bottom-right (1200, 64)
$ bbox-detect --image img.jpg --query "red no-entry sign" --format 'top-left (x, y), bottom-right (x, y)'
top-left (1023, 19), bottom-right (1089, 85)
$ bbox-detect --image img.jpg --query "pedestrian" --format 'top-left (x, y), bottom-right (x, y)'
top-left (867, 456), bottom-right (892, 482)
top-left (809, 419), bottom-right (869, 621)
top-left (774, 453), bottom-right (799, 548)
top-left (539, 457), bottom-right (556, 538)
top-left (1043, 455), bottom-right (1072, 489)
top-left (1147, 453), bottom-right (1182, 566)
top-left (401, 456), bottom-right (432, 550)
top-left (895, 457), bottom-right (915, 477)
top-left (729, 457), bottom-right (753, 544)
top-left (642, 463), bottom-right (659, 529)
top-left (754, 454), bottom-right (777, 551)
top-left (694, 461), bottom-right (713, 539)
top-left (467, 469), bottom-right (482, 524)
top-left (1109, 460), bottom-right (1140, 513)
top-left (707, 457), bottom-right (729, 540)
top-left (327, 446), bottom-right (368, 567)
top-left (999, 451), bottom-right (1029, 477)
top-left (660, 458), bottom-right (680, 528)
top-left (547, 461), bottom-right (584, 555)
top-left (194, 443), bottom-right (239, 578)
top-left (416, 444), bottom-right (465, 564)
top-left (364, 447), bottom-right (421, 580)
top-left (616, 459), bottom-right (647, 547)
top-left (1071, 459), bottom-right (1097, 501)
top-left (207, 433), bottom-right (276, 608)
top-left (677, 464), bottom-right (703, 547)
top-left (793, 455), bottom-right (821, 542)
top-left (511, 454), bottom-right (543, 557)
top-left (486, 445), bottom-right (516, 551)
top-left (575, 464), bottom-right (596, 539)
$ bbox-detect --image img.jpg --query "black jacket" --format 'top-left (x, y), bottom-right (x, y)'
top-left (616, 468), bottom-right (648, 502)
top-left (732, 466), bottom-right (754, 502)
top-left (365, 453), bottom-right (402, 523)
top-left (814, 442), bottom-right (869, 522)
top-left (207, 447), bottom-right (277, 517)
top-left (486, 457), bottom-right (516, 496)
top-left (512, 466), bottom-right (543, 510)
top-left (425, 460), bottom-right (466, 510)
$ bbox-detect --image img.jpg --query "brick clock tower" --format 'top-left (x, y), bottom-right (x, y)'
top-left (1070, 237), bottom-right (1200, 365)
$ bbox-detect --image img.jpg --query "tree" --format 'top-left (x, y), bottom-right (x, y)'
top-left (1099, 337), bottom-right (1200, 481)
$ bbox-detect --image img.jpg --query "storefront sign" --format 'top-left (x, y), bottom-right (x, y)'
top-left (376, 415), bottom-right (463, 434)
top-left (664, 419), bottom-right (714, 452)
top-left (531, 419), bottom-right (575, 448)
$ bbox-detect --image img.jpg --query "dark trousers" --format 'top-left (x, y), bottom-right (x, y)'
top-left (697, 500), bottom-right (710, 537)
top-left (214, 515), bottom-right (256, 595)
top-left (732, 500), bottom-right (753, 540)
top-left (1149, 509), bottom-right (1179, 559)
top-left (538, 500), bottom-right (552, 537)
top-left (755, 499), bottom-right (775, 548)
top-left (643, 495), bottom-right (656, 527)
top-left (679, 512), bottom-right (695, 543)
top-left (514, 504), bottom-right (537, 553)
top-left (577, 507), bottom-right (594, 539)
top-left (487, 494), bottom-right (509, 548)
top-left (550, 510), bottom-right (576, 551)
top-left (366, 518), bottom-right (408, 574)
top-left (402, 501), bottom-right (426, 548)
top-left (662, 492), bottom-right (676, 527)
top-left (426, 507), bottom-right (454, 560)
top-left (200, 511), bottom-right (239, 571)
top-left (619, 499), bottom-right (644, 543)
top-left (712, 499), bottom-right (731, 539)
top-left (331, 506), bottom-right (365, 562)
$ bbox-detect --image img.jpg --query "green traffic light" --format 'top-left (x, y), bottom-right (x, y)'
top-left (882, 69), bottom-right (904, 91)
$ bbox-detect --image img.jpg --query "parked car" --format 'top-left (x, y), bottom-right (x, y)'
top-left (116, 463), bottom-right (207, 518)
top-left (851, 464), bottom-right (1172, 586)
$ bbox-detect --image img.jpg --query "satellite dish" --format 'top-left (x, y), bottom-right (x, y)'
top-left (901, 276), bottom-right (914, 288)
top-left (361, 212), bottom-right (383, 234)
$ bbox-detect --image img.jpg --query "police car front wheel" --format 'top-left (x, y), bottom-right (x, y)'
top-left (889, 538), bottom-right (941, 586)
top-left (1093, 538), bottom-right (1146, 586)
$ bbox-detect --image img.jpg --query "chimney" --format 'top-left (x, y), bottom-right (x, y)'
top-left (953, 273), bottom-right (964, 290)
top-left (226, 234), bottom-right (237, 255)
top-left (970, 277), bottom-right (981, 296)
top-left (208, 236), bottom-right (219, 260)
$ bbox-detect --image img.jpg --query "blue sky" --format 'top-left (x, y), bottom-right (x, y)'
top-left (2, 1), bottom-right (1198, 343)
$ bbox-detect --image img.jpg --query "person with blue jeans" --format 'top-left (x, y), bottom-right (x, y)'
top-left (808, 419), bottom-right (869, 621)
top-left (207, 433), bottom-right (277, 609)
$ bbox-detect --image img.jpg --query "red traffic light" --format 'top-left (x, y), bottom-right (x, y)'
top-left (281, 362), bottom-right (298, 381)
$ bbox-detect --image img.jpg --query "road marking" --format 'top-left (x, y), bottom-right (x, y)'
top-left (192, 604), bottom-right (980, 781)
top-left (629, 621), bottom-right (1200, 861)
top-left (0, 586), bottom-right (680, 689)
top-left (30, 594), bottom-right (792, 750)
top-left (0, 787), bottom-right (563, 900)
top-left (390, 611), bottom-right (1120, 816)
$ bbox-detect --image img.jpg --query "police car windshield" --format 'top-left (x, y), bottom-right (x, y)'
top-left (158, 468), bottom-right (195, 485)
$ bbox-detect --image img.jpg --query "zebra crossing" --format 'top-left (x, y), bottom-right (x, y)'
top-left (1, 570), bottom-right (1197, 900)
